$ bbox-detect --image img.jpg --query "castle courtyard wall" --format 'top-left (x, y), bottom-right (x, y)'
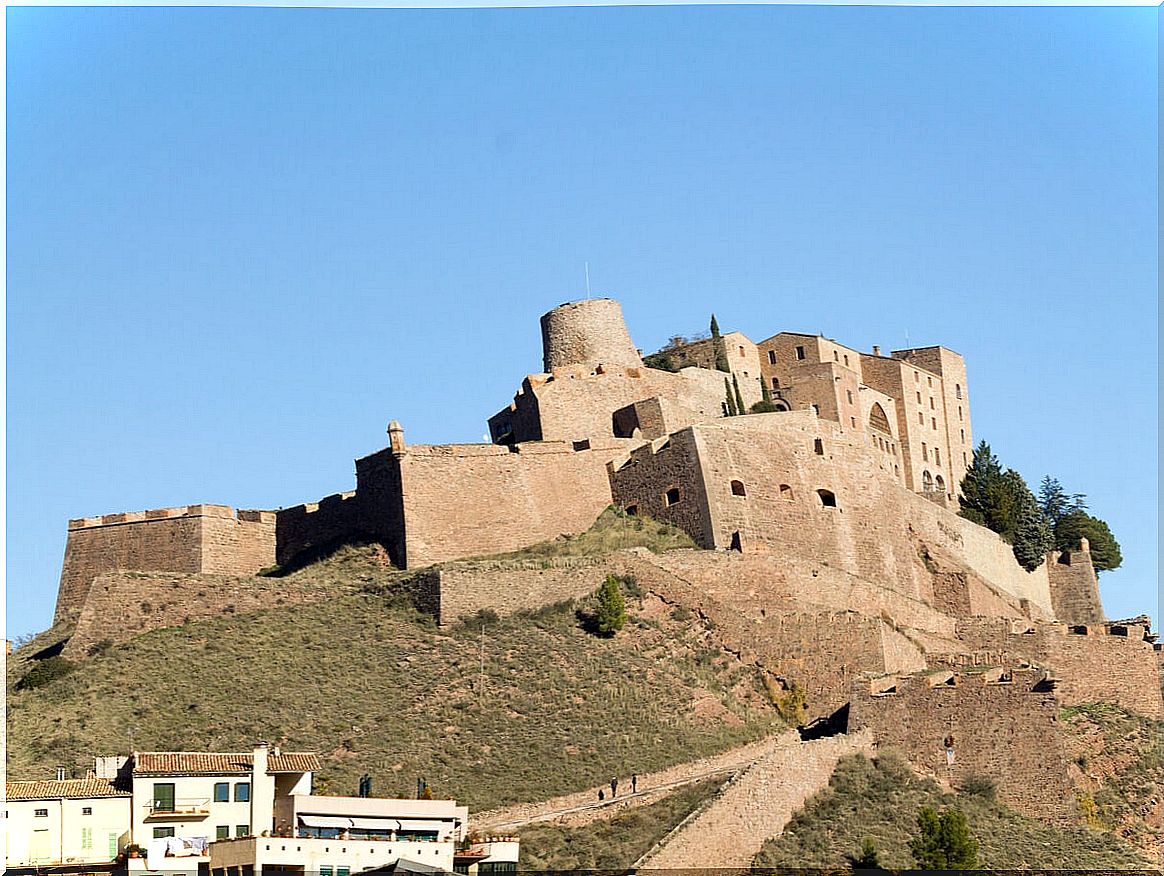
top-left (275, 492), bottom-right (361, 567)
top-left (1046, 548), bottom-right (1104, 625)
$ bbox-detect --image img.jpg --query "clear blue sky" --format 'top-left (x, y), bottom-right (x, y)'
top-left (6, 6), bottom-right (1158, 638)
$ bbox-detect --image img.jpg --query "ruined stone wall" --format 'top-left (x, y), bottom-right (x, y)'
top-left (850, 667), bottom-right (1077, 822)
top-left (391, 440), bottom-right (622, 568)
top-left (952, 618), bottom-right (1163, 718)
top-left (429, 557), bottom-right (610, 624)
top-left (275, 492), bottom-right (362, 567)
top-left (540, 298), bottom-right (642, 372)
top-left (62, 569), bottom-right (328, 659)
top-left (54, 505), bottom-right (275, 624)
top-left (1046, 548), bottom-right (1104, 625)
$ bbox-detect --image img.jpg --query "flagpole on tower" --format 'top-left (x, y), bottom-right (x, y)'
top-left (585, 262), bottom-right (592, 299)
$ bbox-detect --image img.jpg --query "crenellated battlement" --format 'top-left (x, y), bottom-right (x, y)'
top-left (67, 504), bottom-right (274, 530)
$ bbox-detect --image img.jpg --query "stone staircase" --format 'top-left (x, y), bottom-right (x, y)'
top-left (634, 729), bottom-right (874, 869)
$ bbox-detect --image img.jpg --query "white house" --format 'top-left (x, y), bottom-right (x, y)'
top-left (5, 777), bottom-right (131, 869)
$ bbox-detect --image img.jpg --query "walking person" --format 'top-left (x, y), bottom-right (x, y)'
top-left (632, 773), bottom-right (637, 794)
top-left (611, 776), bottom-right (618, 798)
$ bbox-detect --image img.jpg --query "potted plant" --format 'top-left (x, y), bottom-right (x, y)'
top-left (125, 843), bottom-right (145, 859)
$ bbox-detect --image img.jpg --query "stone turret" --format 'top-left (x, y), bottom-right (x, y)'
top-left (540, 298), bottom-right (643, 373)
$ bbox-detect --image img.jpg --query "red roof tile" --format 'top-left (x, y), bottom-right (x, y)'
top-left (132, 752), bottom-right (321, 776)
top-left (7, 779), bottom-right (130, 800)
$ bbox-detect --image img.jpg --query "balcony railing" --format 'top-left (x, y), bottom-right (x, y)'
top-left (144, 798), bottom-right (212, 818)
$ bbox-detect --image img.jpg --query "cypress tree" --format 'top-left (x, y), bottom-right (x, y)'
top-left (761, 381), bottom-right (772, 404)
top-left (732, 374), bottom-right (746, 417)
top-left (724, 377), bottom-right (738, 416)
top-left (710, 314), bottom-right (730, 372)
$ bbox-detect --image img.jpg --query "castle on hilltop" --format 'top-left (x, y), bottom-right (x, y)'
top-left (39, 297), bottom-right (1164, 835)
top-left (56, 298), bottom-right (980, 623)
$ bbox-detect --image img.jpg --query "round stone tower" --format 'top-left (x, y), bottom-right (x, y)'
top-left (540, 298), bottom-right (642, 373)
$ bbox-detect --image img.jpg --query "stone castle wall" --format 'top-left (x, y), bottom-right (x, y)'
top-left (850, 666), bottom-right (1077, 822)
top-left (275, 492), bottom-right (361, 567)
top-left (1046, 547), bottom-right (1104, 625)
top-left (54, 505), bottom-right (275, 623)
top-left (951, 617), bottom-right (1163, 718)
top-left (609, 413), bottom-right (1053, 616)
top-left (61, 569), bottom-right (327, 659)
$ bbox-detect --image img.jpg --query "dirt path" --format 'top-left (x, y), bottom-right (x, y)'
top-left (471, 731), bottom-right (800, 832)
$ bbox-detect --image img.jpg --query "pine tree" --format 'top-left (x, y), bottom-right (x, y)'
top-left (908, 807), bottom-right (979, 869)
top-left (1055, 510), bottom-right (1122, 572)
top-left (1038, 476), bottom-right (1088, 526)
top-left (595, 575), bottom-right (627, 636)
top-left (710, 314), bottom-right (730, 372)
top-left (1010, 475), bottom-right (1055, 571)
top-left (958, 441), bottom-right (1002, 526)
top-left (732, 374), bottom-right (746, 417)
top-left (851, 837), bottom-right (882, 869)
top-left (724, 377), bottom-right (738, 416)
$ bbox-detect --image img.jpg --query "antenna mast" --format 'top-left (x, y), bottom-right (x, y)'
top-left (585, 262), bottom-right (592, 299)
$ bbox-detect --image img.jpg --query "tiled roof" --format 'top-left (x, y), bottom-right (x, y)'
top-left (7, 779), bottom-right (130, 800)
top-left (133, 752), bottom-right (322, 776)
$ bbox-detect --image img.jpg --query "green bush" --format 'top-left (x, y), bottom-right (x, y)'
top-left (960, 774), bottom-right (997, 801)
top-left (909, 806), bottom-right (979, 868)
top-left (16, 656), bottom-right (77, 691)
top-left (595, 575), bottom-right (627, 636)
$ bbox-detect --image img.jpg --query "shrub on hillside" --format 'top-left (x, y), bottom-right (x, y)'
top-left (594, 575), bottom-right (627, 637)
top-left (15, 656), bottom-right (77, 691)
top-left (909, 806), bottom-right (979, 868)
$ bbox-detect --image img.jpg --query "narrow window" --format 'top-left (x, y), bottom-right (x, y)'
top-left (932, 417), bottom-right (937, 429)
top-left (915, 371), bottom-right (920, 384)
top-left (958, 407), bottom-right (963, 421)
top-left (814, 438), bottom-right (824, 455)
top-left (960, 429), bottom-right (965, 442)
top-left (963, 452), bottom-right (967, 467)
top-left (934, 448), bottom-right (941, 465)
top-left (929, 397), bottom-right (935, 409)
top-left (918, 412), bottom-right (923, 424)
top-left (956, 383), bottom-right (962, 399)
top-left (234, 782), bottom-right (250, 803)
top-left (850, 417), bottom-right (856, 427)
top-left (796, 345), bottom-right (806, 360)
top-left (916, 392), bottom-right (921, 403)
top-left (235, 825), bottom-right (250, 838)
top-left (214, 782), bottom-right (229, 803)
top-left (767, 350), bottom-right (776, 364)
top-left (779, 484), bottom-right (793, 500)
top-left (730, 480), bottom-right (747, 497)
top-left (844, 354), bottom-right (849, 367)
top-left (928, 376), bottom-right (933, 387)
top-left (817, 489), bottom-right (837, 507)
top-left (846, 390), bottom-right (853, 404)
top-left (922, 442), bottom-right (928, 461)
top-left (833, 350), bottom-right (839, 361)
top-left (894, 464), bottom-right (899, 476)
top-left (35, 808), bottom-right (48, 818)
top-left (739, 345), bottom-right (745, 357)
top-left (936, 475), bottom-right (946, 492)
top-left (217, 826), bottom-right (230, 841)
top-left (81, 807), bottom-right (92, 816)
top-left (922, 470), bottom-right (934, 491)
top-left (665, 487), bottom-right (681, 506)
top-left (771, 377), bottom-right (780, 388)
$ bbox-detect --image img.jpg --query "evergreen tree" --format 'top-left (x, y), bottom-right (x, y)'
top-left (1010, 474), bottom-right (1055, 571)
top-left (710, 314), bottom-right (730, 372)
top-left (732, 374), bottom-right (746, 417)
top-left (724, 377), bottom-right (738, 416)
top-left (958, 441), bottom-right (1003, 527)
top-left (1054, 510), bottom-right (1123, 572)
top-left (908, 807), bottom-right (979, 869)
top-left (850, 837), bottom-right (882, 870)
top-left (1038, 476), bottom-right (1087, 526)
top-left (595, 575), bottom-right (627, 636)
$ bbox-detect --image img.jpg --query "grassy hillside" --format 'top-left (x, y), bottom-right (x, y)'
top-left (1060, 703), bottom-right (1164, 861)
top-left (7, 544), bottom-right (777, 811)
top-left (517, 777), bottom-right (723, 870)
top-left (753, 752), bottom-right (1152, 869)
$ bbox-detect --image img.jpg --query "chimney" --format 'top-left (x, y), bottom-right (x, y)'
top-left (56, 767), bottom-right (67, 781)
top-left (872, 345), bottom-right (881, 357)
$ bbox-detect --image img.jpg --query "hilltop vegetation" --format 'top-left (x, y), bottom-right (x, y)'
top-left (753, 752), bottom-right (1152, 869)
top-left (7, 543), bottom-right (777, 811)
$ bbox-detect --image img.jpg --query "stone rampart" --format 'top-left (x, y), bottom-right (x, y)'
top-left (62, 569), bottom-right (327, 659)
top-left (275, 491), bottom-right (361, 567)
top-left (426, 557), bottom-right (610, 624)
top-left (1046, 547), bottom-right (1104, 625)
top-left (849, 666), bottom-right (1077, 823)
top-left (54, 505), bottom-right (275, 623)
top-left (951, 617), bottom-right (1163, 718)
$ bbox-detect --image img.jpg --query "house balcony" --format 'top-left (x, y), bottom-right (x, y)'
top-left (144, 799), bottom-right (212, 819)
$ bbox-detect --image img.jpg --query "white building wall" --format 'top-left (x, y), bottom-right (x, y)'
top-left (6, 797), bottom-right (130, 867)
